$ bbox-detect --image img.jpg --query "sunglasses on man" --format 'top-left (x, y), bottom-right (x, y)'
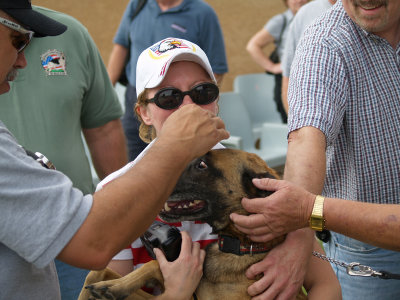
top-left (0, 16), bottom-right (34, 53)
top-left (147, 82), bottom-right (219, 110)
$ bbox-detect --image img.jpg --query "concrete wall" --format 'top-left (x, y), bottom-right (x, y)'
top-left (33, 0), bottom-right (285, 91)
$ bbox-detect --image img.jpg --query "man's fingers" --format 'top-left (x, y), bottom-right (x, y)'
top-left (247, 275), bottom-right (273, 297)
top-left (252, 178), bottom-right (282, 191)
top-left (230, 212), bottom-right (265, 229)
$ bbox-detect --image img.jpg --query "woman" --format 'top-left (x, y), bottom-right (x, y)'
top-left (98, 38), bottom-right (341, 299)
top-left (246, 0), bottom-right (307, 123)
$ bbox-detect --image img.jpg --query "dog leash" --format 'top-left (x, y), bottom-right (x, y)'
top-left (312, 251), bottom-right (400, 280)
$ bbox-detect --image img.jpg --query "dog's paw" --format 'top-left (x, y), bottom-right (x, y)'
top-left (85, 283), bottom-right (129, 300)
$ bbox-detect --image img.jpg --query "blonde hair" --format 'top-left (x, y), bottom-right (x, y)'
top-left (134, 89), bottom-right (157, 144)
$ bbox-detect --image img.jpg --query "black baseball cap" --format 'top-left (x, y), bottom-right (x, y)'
top-left (0, 0), bottom-right (67, 37)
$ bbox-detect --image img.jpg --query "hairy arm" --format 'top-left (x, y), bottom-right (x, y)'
top-left (83, 119), bottom-right (128, 180)
top-left (235, 126), bottom-right (327, 300)
top-left (107, 44), bottom-right (128, 86)
top-left (57, 105), bottom-right (229, 270)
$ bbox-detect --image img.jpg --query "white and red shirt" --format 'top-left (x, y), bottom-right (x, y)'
top-left (96, 140), bottom-right (223, 270)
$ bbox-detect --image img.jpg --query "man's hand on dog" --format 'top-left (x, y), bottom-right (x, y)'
top-left (155, 231), bottom-right (205, 300)
top-left (230, 178), bottom-right (315, 241)
top-left (158, 104), bottom-right (229, 160)
top-left (230, 178), bottom-right (316, 300)
top-left (244, 232), bottom-right (312, 300)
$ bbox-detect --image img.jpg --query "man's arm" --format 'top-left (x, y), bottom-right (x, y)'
top-left (240, 126), bottom-right (327, 300)
top-left (232, 177), bottom-right (400, 252)
top-left (83, 119), bottom-right (128, 180)
top-left (57, 105), bottom-right (229, 270)
top-left (107, 44), bottom-right (128, 86)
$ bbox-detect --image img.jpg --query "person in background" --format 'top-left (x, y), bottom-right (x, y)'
top-left (280, 0), bottom-right (336, 113)
top-left (246, 0), bottom-right (307, 124)
top-left (0, 6), bottom-right (128, 299)
top-left (107, 0), bottom-right (228, 161)
top-left (0, 1), bottom-right (229, 299)
top-left (236, 0), bottom-right (400, 298)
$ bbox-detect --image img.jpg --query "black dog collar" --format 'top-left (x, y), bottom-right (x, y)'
top-left (218, 235), bottom-right (271, 256)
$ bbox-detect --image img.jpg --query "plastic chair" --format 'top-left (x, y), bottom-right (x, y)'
top-left (259, 122), bottom-right (288, 168)
top-left (218, 92), bottom-right (257, 150)
top-left (115, 82), bottom-right (127, 113)
top-left (218, 92), bottom-right (288, 168)
top-left (233, 73), bottom-right (282, 128)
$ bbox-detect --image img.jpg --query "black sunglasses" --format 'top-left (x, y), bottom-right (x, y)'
top-left (0, 17), bottom-right (34, 53)
top-left (147, 82), bottom-right (219, 110)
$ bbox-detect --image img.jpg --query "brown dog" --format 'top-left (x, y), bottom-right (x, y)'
top-left (79, 149), bottom-right (307, 300)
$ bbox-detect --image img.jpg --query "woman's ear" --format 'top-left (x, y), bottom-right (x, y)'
top-left (136, 106), bottom-right (153, 125)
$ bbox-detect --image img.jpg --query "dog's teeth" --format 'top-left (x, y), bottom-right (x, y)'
top-left (164, 203), bottom-right (171, 211)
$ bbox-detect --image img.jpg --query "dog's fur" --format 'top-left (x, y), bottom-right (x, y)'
top-left (78, 149), bottom-right (307, 300)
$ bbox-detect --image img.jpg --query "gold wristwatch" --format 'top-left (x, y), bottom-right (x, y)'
top-left (309, 195), bottom-right (325, 231)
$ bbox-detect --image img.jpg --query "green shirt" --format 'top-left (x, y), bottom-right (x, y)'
top-left (0, 7), bottom-right (122, 194)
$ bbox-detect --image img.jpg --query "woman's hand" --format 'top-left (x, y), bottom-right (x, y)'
top-left (155, 231), bottom-right (205, 300)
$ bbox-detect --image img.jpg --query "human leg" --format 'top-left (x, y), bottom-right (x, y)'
top-left (324, 232), bottom-right (400, 299)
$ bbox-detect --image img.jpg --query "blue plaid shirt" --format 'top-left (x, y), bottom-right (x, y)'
top-left (288, 1), bottom-right (400, 204)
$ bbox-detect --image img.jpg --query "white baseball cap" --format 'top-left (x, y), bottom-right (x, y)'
top-left (136, 37), bottom-right (216, 97)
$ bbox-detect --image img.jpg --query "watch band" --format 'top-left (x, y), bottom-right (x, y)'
top-left (309, 195), bottom-right (325, 231)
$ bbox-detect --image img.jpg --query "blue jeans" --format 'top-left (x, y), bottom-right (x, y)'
top-left (55, 259), bottom-right (89, 300)
top-left (122, 84), bottom-right (148, 161)
top-left (323, 232), bottom-right (400, 299)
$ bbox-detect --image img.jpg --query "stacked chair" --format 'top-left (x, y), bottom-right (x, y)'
top-left (218, 73), bottom-right (288, 169)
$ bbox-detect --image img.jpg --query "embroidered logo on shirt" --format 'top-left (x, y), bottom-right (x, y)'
top-left (40, 49), bottom-right (67, 76)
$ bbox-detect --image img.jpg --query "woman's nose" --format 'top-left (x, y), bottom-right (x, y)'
top-left (181, 94), bottom-right (195, 106)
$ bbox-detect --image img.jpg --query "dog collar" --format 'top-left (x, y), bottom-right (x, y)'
top-left (218, 235), bottom-right (271, 256)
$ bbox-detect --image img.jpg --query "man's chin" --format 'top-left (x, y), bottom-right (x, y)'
top-left (0, 81), bottom-right (11, 95)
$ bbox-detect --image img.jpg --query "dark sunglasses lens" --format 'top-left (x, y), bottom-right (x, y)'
top-left (156, 88), bottom-right (182, 109)
top-left (191, 83), bottom-right (219, 105)
top-left (12, 33), bottom-right (30, 52)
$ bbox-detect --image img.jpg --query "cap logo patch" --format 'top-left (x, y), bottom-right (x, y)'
top-left (40, 49), bottom-right (67, 76)
top-left (148, 38), bottom-right (195, 60)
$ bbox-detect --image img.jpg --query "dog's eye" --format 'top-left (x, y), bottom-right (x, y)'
top-left (196, 160), bottom-right (208, 170)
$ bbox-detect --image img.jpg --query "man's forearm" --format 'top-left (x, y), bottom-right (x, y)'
top-left (58, 138), bottom-right (195, 269)
top-left (324, 198), bottom-right (400, 251)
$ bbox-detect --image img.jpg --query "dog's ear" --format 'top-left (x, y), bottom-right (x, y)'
top-left (242, 169), bottom-right (276, 198)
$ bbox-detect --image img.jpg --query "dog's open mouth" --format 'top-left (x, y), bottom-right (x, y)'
top-left (160, 199), bottom-right (206, 216)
